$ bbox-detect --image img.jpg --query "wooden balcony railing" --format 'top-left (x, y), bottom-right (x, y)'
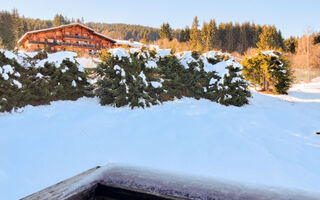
top-left (29, 41), bottom-right (47, 45)
top-left (29, 41), bottom-right (98, 49)
top-left (64, 35), bottom-right (91, 40)
top-left (60, 42), bottom-right (96, 48)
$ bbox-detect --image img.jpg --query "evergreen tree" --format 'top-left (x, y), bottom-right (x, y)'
top-left (201, 22), bottom-right (209, 50)
top-left (242, 50), bottom-right (292, 94)
top-left (142, 32), bottom-right (149, 43)
top-left (190, 16), bottom-right (201, 50)
top-left (313, 33), bottom-right (320, 45)
top-left (179, 29), bottom-right (186, 42)
top-left (52, 14), bottom-right (69, 27)
top-left (232, 23), bottom-right (240, 52)
top-left (257, 26), bottom-right (284, 50)
top-left (216, 23), bottom-right (226, 51)
top-left (252, 23), bottom-right (262, 47)
top-left (200, 20), bottom-right (217, 51)
top-left (205, 19), bottom-right (217, 51)
top-left (12, 9), bottom-right (25, 40)
top-left (284, 37), bottom-right (298, 53)
top-left (159, 23), bottom-right (173, 41)
top-left (0, 11), bottom-right (16, 49)
top-left (276, 30), bottom-right (285, 50)
top-left (239, 23), bottom-right (250, 54)
top-left (225, 22), bottom-right (234, 52)
top-left (179, 26), bottom-right (190, 42)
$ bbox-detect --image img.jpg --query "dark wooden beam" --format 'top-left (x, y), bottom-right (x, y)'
top-left (67, 182), bottom-right (188, 200)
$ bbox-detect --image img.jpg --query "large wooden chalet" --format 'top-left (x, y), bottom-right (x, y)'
top-left (17, 23), bottom-right (116, 54)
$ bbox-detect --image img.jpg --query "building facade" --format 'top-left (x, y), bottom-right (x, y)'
top-left (17, 23), bottom-right (116, 54)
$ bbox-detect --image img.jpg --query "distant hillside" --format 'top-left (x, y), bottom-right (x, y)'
top-left (85, 22), bottom-right (161, 41)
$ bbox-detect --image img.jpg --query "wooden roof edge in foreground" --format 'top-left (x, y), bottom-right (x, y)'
top-left (17, 23), bottom-right (116, 44)
top-left (20, 165), bottom-right (320, 200)
top-left (20, 166), bottom-right (185, 200)
top-left (20, 166), bottom-right (101, 200)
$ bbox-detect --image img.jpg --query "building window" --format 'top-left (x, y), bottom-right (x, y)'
top-left (57, 40), bottom-right (60, 44)
top-left (78, 41), bottom-right (81, 44)
top-left (84, 41), bottom-right (87, 45)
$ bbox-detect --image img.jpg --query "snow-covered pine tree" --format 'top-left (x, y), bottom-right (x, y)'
top-left (0, 50), bottom-right (92, 112)
top-left (242, 50), bottom-right (292, 94)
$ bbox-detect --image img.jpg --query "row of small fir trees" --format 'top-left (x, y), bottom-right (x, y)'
top-left (94, 48), bottom-right (251, 109)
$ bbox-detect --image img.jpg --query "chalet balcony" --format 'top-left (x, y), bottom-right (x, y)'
top-left (60, 42), bottom-right (97, 48)
top-left (29, 40), bottom-right (98, 49)
top-left (29, 40), bottom-right (47, 45)
top-left (64, 35), bottom-right (91, 40)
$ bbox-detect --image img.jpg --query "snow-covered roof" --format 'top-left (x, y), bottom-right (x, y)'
top-left (21, 165), bottom-right (319, 200)
top-left (17, 23), bottom-right (116, 44)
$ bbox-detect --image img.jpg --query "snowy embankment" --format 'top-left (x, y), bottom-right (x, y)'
top-left (1, 77), bottom-right (320, 199)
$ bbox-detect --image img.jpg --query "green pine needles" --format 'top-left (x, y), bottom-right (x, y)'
top-left (0, 51), bottom-right (93, 112)
top-left (242, 50), bottom-right (292, 94)
top-left (0, 48), bottom-right (252, 112)
top-left (95, 48), bottom-right (251, 109)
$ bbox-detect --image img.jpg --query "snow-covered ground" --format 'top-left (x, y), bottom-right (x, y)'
top-left (115, 39), bottom-right (142, 48)
top-left (1, 77), bottom-right (320, 199)
top-left (1, 47), bottom-right (320, 199)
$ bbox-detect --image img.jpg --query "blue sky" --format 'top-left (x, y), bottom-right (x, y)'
top-left (0, 0), bottom-right (319, 38)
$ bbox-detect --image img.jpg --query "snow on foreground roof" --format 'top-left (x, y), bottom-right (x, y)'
top-left (22, 165), bottom-right (320, 200)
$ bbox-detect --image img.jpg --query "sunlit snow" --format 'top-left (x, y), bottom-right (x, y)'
top-left (1, 78), bottom-right (320, 200)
